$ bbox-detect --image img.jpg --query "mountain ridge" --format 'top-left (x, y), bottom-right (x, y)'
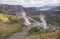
top-left (0, 4), bottom-right (60, 15)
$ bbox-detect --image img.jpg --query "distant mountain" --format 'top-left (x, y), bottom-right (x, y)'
top-left (0, 4), bottom-right (60, 15)
top-left (23, 6), bottom-right (60, 15)
top-left (0, 4), bottom-right (23, 14)
top-left (48, 6), bottom-right (60, 11)
top-left (40, 6), bottom-right (56, 8)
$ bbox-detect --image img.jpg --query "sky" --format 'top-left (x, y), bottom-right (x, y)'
top-left (0, 0), bottom-right (60, 7)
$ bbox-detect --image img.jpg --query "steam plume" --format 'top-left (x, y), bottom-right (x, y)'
top-left (40, 14), bottom-right (49, 29)
top-left (22, 12), bottom-right (31, 26)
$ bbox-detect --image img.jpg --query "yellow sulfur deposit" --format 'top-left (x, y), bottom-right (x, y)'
top-left (0, 14), bottom-right (9, 22)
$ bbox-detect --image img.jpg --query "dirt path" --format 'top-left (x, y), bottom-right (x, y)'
top-left (6, 26), bottom-right (32, 39)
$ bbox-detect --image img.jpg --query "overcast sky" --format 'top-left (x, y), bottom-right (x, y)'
top-left (0, 0), bottom-right (60, 7)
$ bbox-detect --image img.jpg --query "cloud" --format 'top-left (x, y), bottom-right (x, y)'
top-left (0, 0), bottom-right (60, 7)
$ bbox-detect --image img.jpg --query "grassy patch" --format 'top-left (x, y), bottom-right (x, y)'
top-left (0, 13), bottom-right (23, 37)
top-left (29, 27), bottom-right (44, 36)
top-left (18, 31), bottom-right (60, 39)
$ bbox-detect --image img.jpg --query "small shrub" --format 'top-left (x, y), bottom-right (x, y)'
top-left (29, 27), bottom-right (44, 36)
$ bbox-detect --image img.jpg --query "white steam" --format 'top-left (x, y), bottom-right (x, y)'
top-left (22, 12), bottom-right (31, 26)
top-left (40, 14), bottom-right (49, 29)
top-left (21, 11), bottom-right (49, 29)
